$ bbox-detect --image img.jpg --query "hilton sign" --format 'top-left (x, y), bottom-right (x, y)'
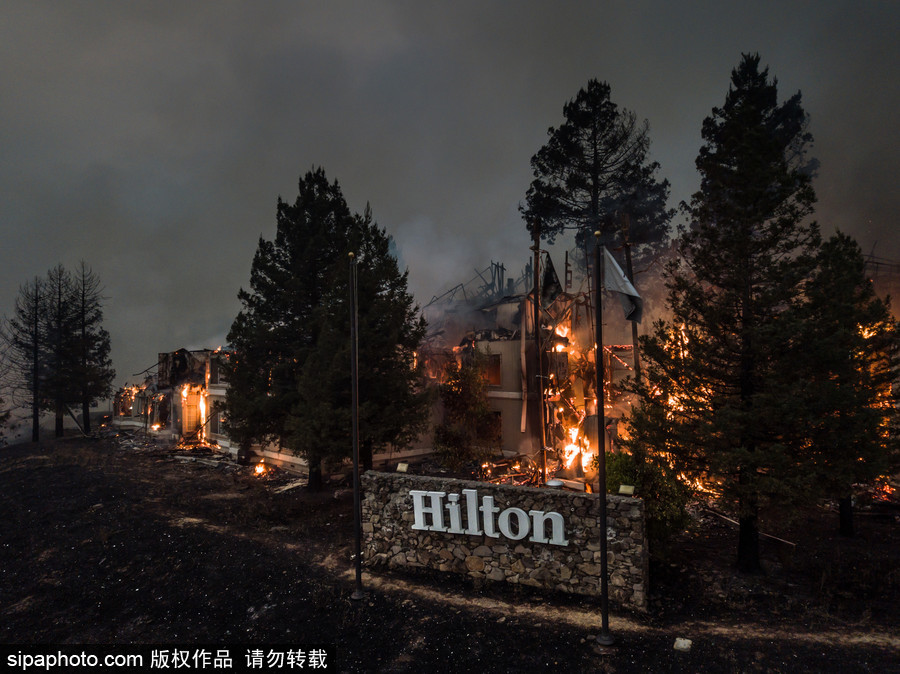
top-left (410, 488), bottom-right (569, 546)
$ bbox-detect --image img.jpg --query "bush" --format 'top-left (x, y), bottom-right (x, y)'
top-left (433, 423), bottom-right (496, 472)
top-left (595, 446), bottom-right (690, 546)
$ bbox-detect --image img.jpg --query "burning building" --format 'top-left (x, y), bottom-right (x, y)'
top-left (111, 248), bottom-right (641, 485)
top-left (420, 253), bottom-right (640, 488)
top-left (113, 348), bottom-right (228, 447)
top-left (113, 345), bottom-right (434, 472)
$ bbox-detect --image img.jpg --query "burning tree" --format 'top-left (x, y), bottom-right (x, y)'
top-left (796, 232), bottom-right (900, 536)
top-left (225, 168), bottom-right (429, 489)
top-left (630, 54), bottom-right (821, 572)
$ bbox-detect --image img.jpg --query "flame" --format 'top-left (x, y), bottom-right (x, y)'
top-left (150, 423), bottom-right (161, 431)
top-left (180, 383), bottom-right (209, 443)
top-left (254, 461), bottom-right (267, 476)
top-left (872, 477), bottom-right (897, 502)
top-left (198, 392), bottom-right (207, 442)
top-left (561, 427), bottom-right (593, 471)
top-left (677, 472), bottom-right (722, 496)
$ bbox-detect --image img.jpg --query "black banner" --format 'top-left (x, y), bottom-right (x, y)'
top-left (0, 645), bottom-right (336, 673)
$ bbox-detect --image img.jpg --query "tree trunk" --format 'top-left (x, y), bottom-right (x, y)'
top-left (31, 400), bottom-right (40, 442)
top-left (737, 480), bottom-right (761, 573)
top-left (55, 403), bottom-right (65, 438)
top-left (82, 399), bottom-right (92, 434)
top-left (307, 458), bottom-right (323, 492)
top-left (737, 510), bottom-right (761, 573)
top-left (839, 495), bottom-right (854, 538)
top-left (236, 442), bottom-right (252, 466)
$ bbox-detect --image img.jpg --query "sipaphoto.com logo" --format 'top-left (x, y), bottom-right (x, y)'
top-left (409, 488), bottom-right (569, 546)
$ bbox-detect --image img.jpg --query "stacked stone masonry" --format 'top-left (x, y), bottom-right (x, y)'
top-left (361, 472), bottom-right (649, 610)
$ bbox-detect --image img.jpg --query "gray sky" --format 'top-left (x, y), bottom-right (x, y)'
top-left (1, 1), bottom-right (898, 389)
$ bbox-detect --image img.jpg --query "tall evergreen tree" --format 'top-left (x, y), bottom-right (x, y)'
top-left (629, 54), bottom-right (820, 572)
top-left (2, 264), bottom-right (115, 440)
top-left (797, 232), bottom-right (900, 536)
top-left (522, 79), bottom-right (672, 254)
top-left (71, 262), bottom-right (115, 433)
top-left (5, 277), bottom-right (46, 441)
top-left (226, 169), bottom-right (429, 489)
top-left (43, 265), bottom-right (79, 437)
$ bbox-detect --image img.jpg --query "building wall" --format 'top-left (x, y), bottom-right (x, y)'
top-left (361, 472), bottom-right (649, 610)
top-left (480, 338), bottom-right (539, 457)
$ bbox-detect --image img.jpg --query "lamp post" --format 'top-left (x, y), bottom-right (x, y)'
top-left (532, 233), bottom-right (548, 483)
top-left (593, 231), bottom-right (614, 646)
top-left (349, 252), bottom-right (364, 601)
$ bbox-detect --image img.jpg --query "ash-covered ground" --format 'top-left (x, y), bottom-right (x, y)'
top-left (1, 435), bottom-right (898, 672)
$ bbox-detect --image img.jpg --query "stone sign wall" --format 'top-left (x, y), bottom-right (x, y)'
top-left (360, 472), bottom-right (649, 610)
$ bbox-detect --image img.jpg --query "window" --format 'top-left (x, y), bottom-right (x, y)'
top-left (485, 354), bottom-right (502, 387)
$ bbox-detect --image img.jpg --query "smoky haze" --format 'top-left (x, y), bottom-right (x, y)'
top-left (1, 2), bottom-right (897, 392)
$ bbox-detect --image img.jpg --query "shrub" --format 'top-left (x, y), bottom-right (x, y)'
top-left (596, 446), bottom-right (690, 546)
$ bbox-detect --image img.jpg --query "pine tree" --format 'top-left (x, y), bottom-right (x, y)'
top-left (630, 54), bottom-right (820, 572)
top-left (71, 262), bottom-right (115, 433)
top-left (6, 278), bottom-right (45, 441)
top-left (433, 349), bottom-right (501, 470)
top-left (225, 170), bottom-right (349, 463)
top-left (3, 265), bottom-right (114, 441)
top-left (226, 169), bottom-right (429, 488)
top-left (43, 265), bottom-right (79, 436)
top-left (797, 232), bottom-right (900, 536)
top-left (522, 79), bottom-right (672, 254)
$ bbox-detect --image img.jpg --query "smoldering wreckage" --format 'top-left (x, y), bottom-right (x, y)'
top-left (112, 249), bottom-right (643, 492)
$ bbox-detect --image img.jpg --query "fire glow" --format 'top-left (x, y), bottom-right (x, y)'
top-left (562, 427), bottom-right (593, 471)
top-left (180, 383), bottom-right (208, 444)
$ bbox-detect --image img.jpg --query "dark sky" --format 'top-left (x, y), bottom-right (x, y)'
top-left (2, 1), bottom-right (898, 390)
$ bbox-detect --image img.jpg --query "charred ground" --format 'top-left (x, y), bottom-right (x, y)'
top-left (1, 436), bottom-right (897, 672)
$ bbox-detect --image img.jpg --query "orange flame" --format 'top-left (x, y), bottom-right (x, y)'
top-left (562, 427), bottom-right (594, 471)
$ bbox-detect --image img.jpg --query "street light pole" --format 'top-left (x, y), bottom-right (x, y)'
top-left (349, 252), bottom-right (364, 601)
top-left (532, 221), bottom-right (547, 483)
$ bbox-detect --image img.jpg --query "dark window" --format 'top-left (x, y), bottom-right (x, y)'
top-left (209, 357), bottom-right (219, 385)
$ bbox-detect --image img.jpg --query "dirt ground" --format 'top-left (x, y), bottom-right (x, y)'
top-left (1, 434), bottom-right (898, 673)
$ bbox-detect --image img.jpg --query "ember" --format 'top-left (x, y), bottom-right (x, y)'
top-left (869, 477), bottom-right (899, 504)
